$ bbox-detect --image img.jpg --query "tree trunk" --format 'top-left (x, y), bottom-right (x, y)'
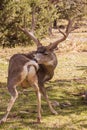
top-left (53, 19), bottom-right (57, 29)
top-left (48, 23), bottom-right (53, 36)
top-left (31, 7), bottom-right (36, 33)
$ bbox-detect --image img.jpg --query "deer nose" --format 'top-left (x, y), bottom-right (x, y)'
top-left (33, 57), bottom-right (38, 63)
top-left (33, 54), bottom-right (38, 62)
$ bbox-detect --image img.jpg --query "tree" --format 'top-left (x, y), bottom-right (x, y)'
top-left (56, 0), bottom-right (87, 26)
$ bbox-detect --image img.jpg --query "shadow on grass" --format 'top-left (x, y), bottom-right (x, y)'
top-left (47, 78), bottom-right (87, 113)
top-left (76, 66), bottom-right (87, 71)
top-left (0, 79), bottom-right (87, 129)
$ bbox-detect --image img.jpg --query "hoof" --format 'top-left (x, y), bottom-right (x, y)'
top-left (37, 117), bottom-right (41, 124)
top-left (0, 120), bottom-right (5, 124)
top-left (52, 110), bottom-right (58, 115)
top-left (0, 118), bottom-right (7, 124)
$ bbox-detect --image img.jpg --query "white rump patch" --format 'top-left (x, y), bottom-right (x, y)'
top-left (25, 60), bottom-right (39, 70)
top-left (27, 66), bottom-right (36, 78)
top-left (23, 60), bottom-right (39, 74)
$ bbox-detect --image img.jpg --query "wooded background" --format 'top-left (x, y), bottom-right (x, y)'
top-left (0, 0), bottom-right (87, 48)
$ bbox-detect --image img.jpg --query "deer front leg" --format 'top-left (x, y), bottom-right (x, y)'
top-left (33, 83), bottom-right (41, 123)
top-left (0, 85), bottom-right (18, 124)
top-left (40, 84), bottom-right (58, 115)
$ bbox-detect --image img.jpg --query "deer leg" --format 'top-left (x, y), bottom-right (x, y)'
top-left (27, 66), bottom-right (41, 123)
top-left (0, 85), bottom-right (18, 124)
top-left (40, 84), bottom-right (58, 115)
top-left (33, 83), bottom-right (41, 123)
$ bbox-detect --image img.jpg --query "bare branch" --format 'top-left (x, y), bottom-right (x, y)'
top-left (65, 18), bottom-right (74, 35)
top-left (18, 26), bottom-right (42, 48)
top-left (31, 7), bottom-right (36, 33)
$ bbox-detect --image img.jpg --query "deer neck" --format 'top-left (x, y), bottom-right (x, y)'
top-left (42, 57), bottom-right (57, 82)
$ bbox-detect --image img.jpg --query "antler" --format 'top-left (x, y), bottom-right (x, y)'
top-left (47, 18), bottom-right (75, 50)
top-left (18, 26), bottom-right (42, 48)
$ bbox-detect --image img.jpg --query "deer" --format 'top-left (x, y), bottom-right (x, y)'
top-left (0, 18), bottom-right (74, 124)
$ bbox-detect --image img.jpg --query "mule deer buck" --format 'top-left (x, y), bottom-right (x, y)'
top-left (0, 19), bottom-right (74, 124)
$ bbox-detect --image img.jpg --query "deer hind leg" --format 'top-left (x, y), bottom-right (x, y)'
top-left (27, 66), bottom-right (41, 123)
top-left (0, 84), bottom-right (18, 124)
top-left (40, 84), bottom-right (58, 115)
top-left (0, 69), bottom-right (27, 124)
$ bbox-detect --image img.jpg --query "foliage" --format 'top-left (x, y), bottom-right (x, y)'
top-left (56, 0), bottom-right (87, 19)
top-left (0, 0), bottom-right (86, 47)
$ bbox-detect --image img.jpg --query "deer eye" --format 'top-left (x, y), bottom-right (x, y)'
top-left (44, 52), bottom-right (49, 55)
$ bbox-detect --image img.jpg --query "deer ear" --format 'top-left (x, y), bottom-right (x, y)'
top-left (54, 47), bottom-right (58, 51)
top-left (44, 51), bottom-right (49, 55)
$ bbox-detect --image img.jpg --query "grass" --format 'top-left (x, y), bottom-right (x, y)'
top-left (0, 46), bottom-right (87, 129)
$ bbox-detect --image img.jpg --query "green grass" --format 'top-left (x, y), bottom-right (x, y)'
top-left (0, 48), bottom-right (87, 130)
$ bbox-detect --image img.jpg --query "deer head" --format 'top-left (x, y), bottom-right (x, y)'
top-left (34, 46), bottom-right (57, 68)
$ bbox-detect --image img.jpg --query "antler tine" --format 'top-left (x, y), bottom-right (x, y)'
top-left (18, 26), bottom-right (42, 48)
top-left (47, 18), bottom-right (74, 50)
top-left (65, 18), bottom-right (74, 35)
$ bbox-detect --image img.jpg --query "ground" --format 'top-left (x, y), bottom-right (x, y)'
top-left (0, 37), bottom-right (87, 129)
